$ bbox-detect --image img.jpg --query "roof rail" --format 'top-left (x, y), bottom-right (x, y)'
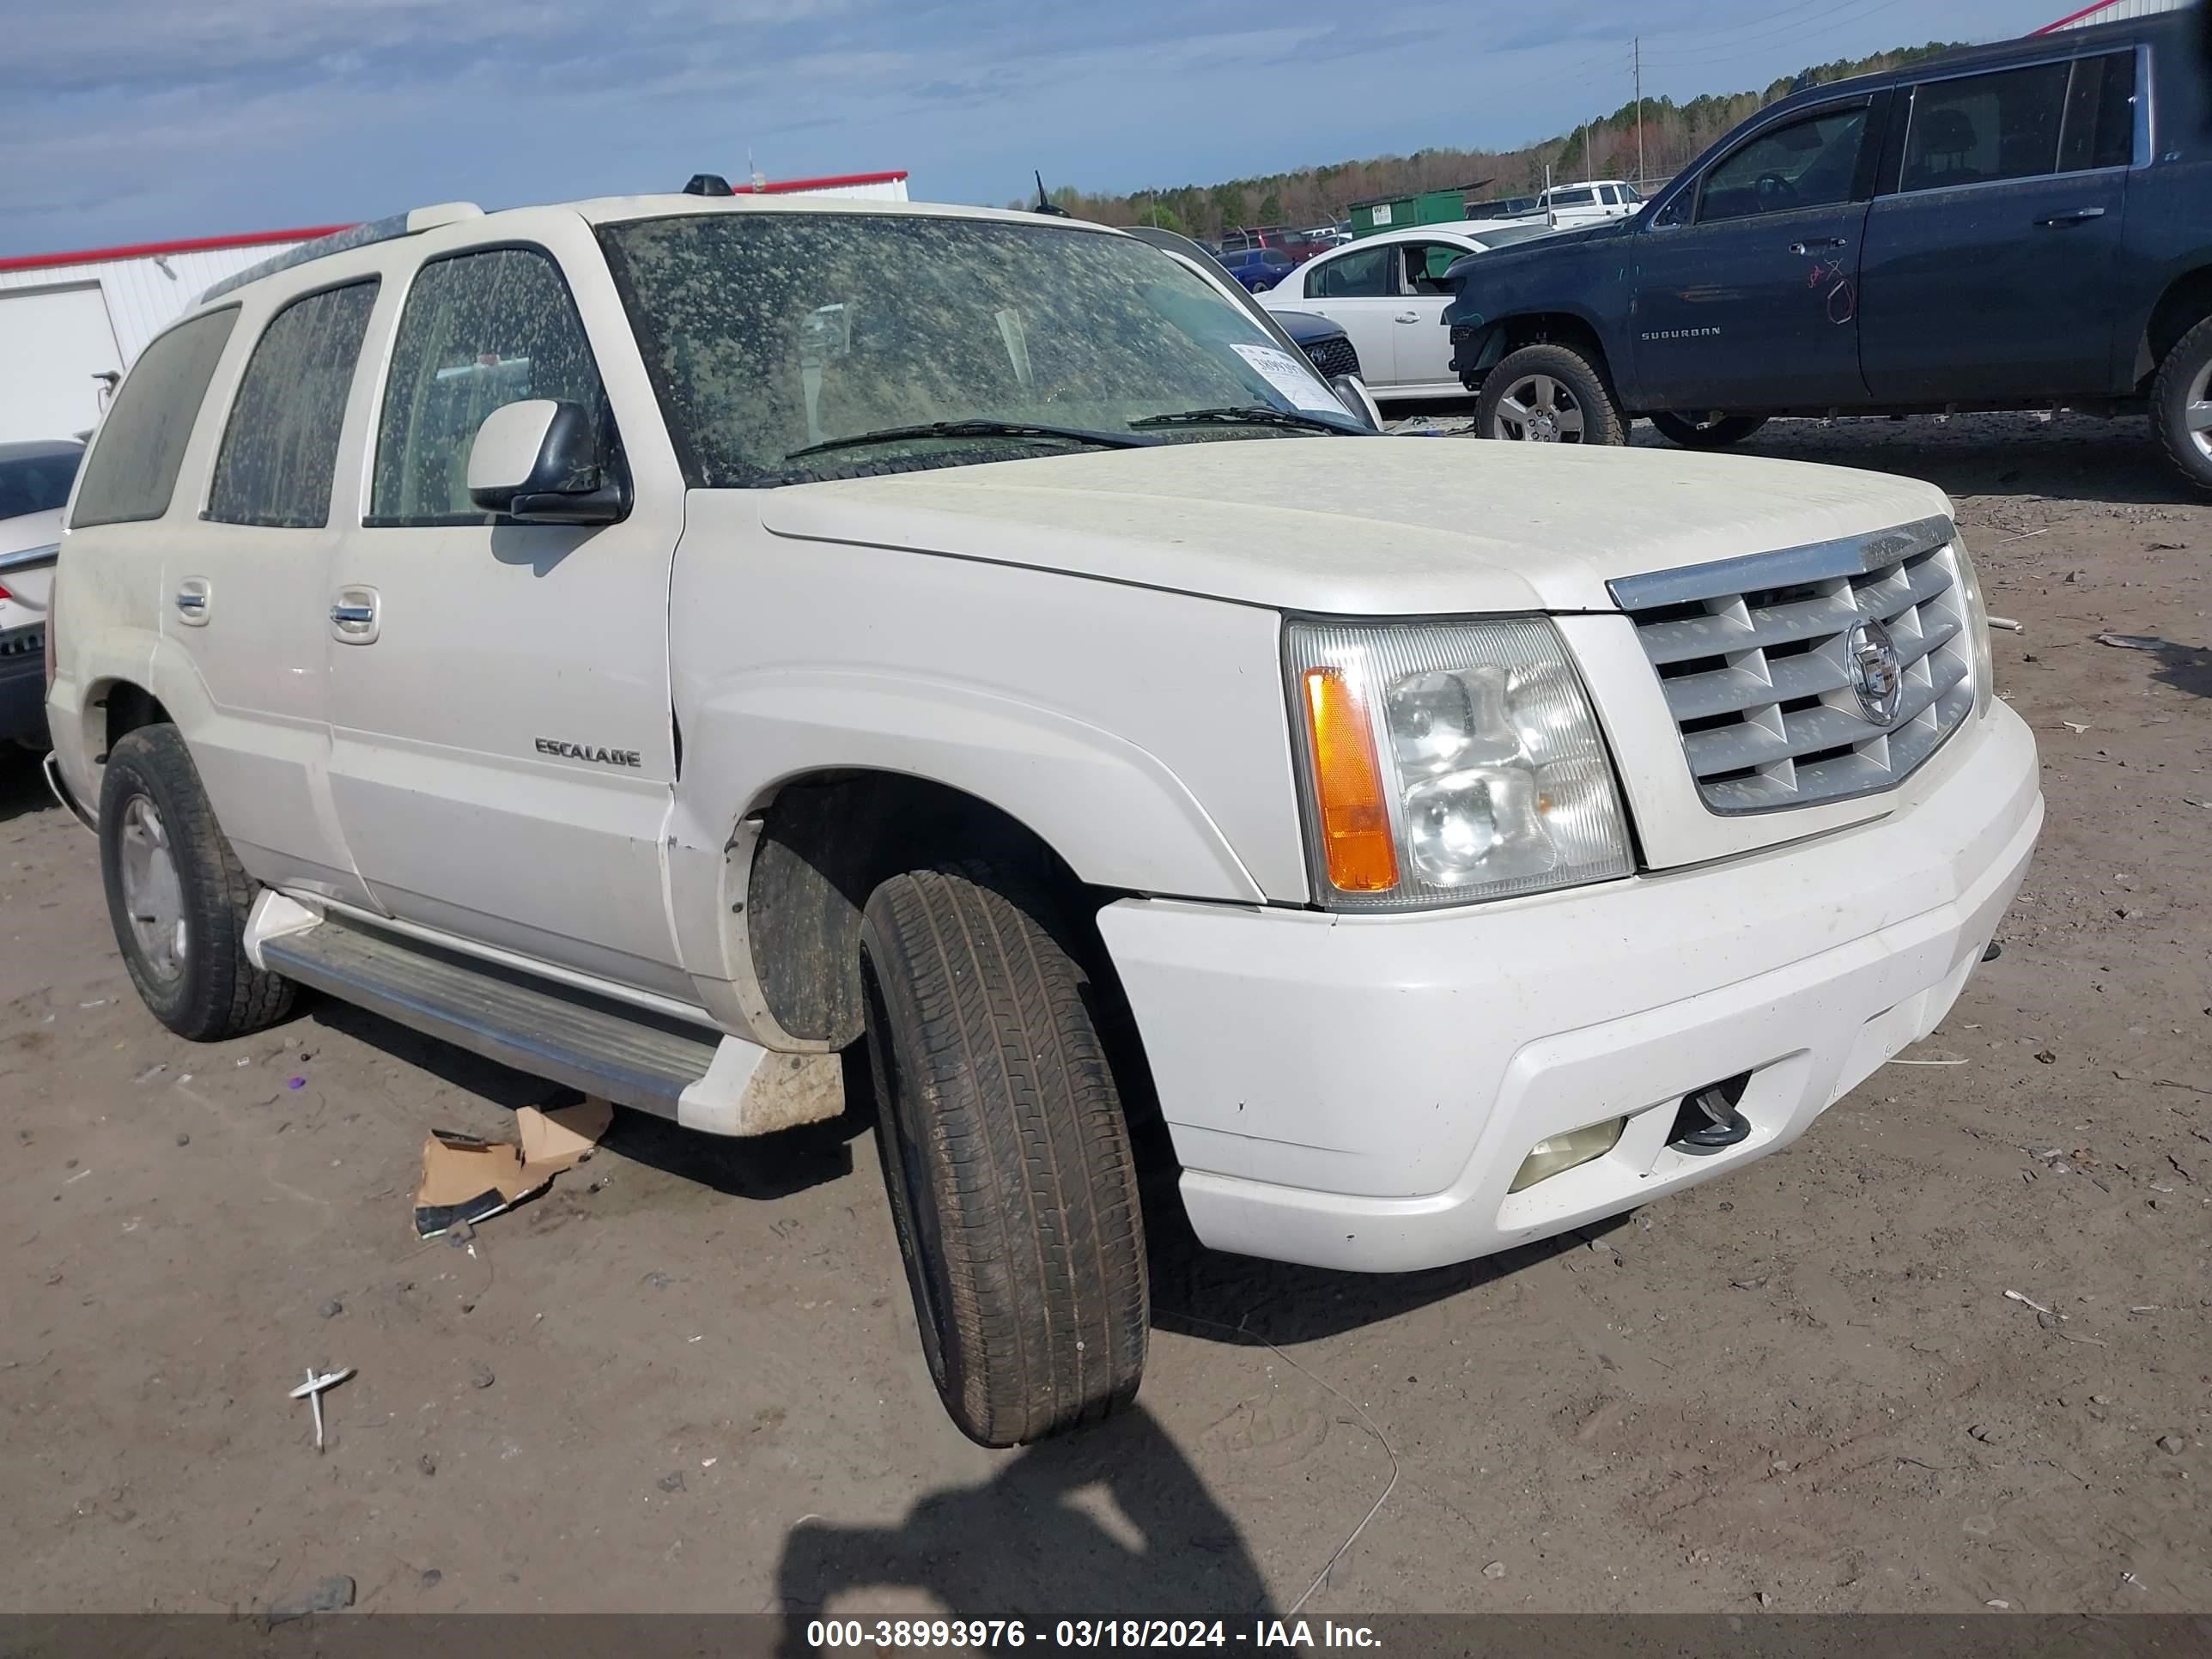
top-left (198, 202), bottom-right (483, 303)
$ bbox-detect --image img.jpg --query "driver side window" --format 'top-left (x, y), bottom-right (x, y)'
top-left (369, 246), bottom-right (612, 527)
top-left (1698, 106), bottom-right (1869, 224)
top-left (1399, 243), bottom-right (1457, 295)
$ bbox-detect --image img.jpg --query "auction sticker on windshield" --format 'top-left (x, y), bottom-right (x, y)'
top-left (1230, 343), bottom-right (1343, 413)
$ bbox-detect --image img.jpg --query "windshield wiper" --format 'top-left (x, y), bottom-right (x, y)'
top-left (1129, 405), bottom-right (1356, 434)
top-left (784, 419), bottom-right (1156, 461)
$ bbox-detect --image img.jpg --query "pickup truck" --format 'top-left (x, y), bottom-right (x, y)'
top-left (46, 190), bottom-right (2040, 1447)
top-left (1443, 12), bottom-right (2212, 489)
top-left (1527, 180), bottom-right (1645, 228)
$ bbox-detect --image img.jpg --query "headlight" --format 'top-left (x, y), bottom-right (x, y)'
top-left (1285, 617), bottom-right (1634, 909)
top-left (1950, 533), bottom-right (1995, 718)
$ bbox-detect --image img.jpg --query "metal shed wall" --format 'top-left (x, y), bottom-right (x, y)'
top-left (2035, 0), bottom-right (2190, 31)
top-left (0, 235), bottom-right (333, 363)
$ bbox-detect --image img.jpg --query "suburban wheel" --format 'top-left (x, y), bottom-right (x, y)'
top-left (1650, 411), bottom-right (1770, 450)
top-left (1477, 343), bottom-right (1626, 445)
top-left (859, 862), bottom-right (1147, 1447)
top-left (98, 724), bottom-right (295, 1041)
top-left (2150, 314), bottom-right (2212, 491)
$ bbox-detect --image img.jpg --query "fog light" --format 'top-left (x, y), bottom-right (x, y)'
top-left (1509, 1118), bottom-right (1626, 1193)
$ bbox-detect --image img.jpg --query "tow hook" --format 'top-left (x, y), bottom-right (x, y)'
top-left (1669, 1077), bottom-right (1753, 1157)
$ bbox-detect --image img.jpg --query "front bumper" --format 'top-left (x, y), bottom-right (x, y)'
top-left (1097, 700), bottom-right (2041, 1273)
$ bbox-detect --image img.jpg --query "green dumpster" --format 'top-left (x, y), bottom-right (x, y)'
top-left (1349, 179), bottom-right (1488, 240)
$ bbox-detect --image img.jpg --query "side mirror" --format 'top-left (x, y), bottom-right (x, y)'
top-left (1329, 374), bottom-right (1382, 432)
top-left (466, 399), bottom-right (628, 525)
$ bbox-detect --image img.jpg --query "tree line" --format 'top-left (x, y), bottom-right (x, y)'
top-left (1018, 41), bottom-right (1966, 237)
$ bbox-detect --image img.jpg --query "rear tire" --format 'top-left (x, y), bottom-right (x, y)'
top-left (1650, 411), bottom-right (1770, 450)
top-left (859, 862), bottom-right (1147, 1447)
top-left (2150, 313), bottom-right (2212, 493)
top-left (97, 724), bottom-right (295, 1041)
top-left (1476, 343), bottom-right (1627, 445)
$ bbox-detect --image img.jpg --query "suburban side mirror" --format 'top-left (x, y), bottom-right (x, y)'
top-left (466, 399), bottom-right (629, 525)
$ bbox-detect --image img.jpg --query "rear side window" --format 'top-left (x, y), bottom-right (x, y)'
top-left (1308, 245), bottom-right (1391, 299)
top-left (369, 247), bottom-right (610, 527)
top-left (1900, 63), bottom-right (2071, 192)
top-left (0, 447), bottom-right (82, 519)
top-left (70, 309), bottom-right (238, 528)
top-left (2058, 51), bottom-right (2136, 172)
top-left (207, 281), bottom-right (379, 528)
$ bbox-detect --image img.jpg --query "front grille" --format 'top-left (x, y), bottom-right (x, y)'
top-left (1299, 335), bottom-right (1360, 381)
top-left (0, 626), bottom-right (43, 660)
top-left (1608, 515), bottom-right (1976, 814)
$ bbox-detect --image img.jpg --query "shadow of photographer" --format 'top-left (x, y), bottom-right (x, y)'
top-left (775, 1404), bottom-right (1273, 1651)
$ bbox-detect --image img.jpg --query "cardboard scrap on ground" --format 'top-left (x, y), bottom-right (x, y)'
top-left (412, 1099), bottom-right (612, 1237)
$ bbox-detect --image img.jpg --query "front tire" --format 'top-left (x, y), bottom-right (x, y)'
top-left (859, 863), bottom-right (1147, 1447)
top-left (1650, 411), bottom-right (1770, 450)
top-left (98, 725), bottom-right (295, 1041)
top-left (2151, 313), bottom-right (2212, 492)
top-left (1476, 343), bottom-right (1626, 445)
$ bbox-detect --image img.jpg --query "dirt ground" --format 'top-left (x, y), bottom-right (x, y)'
top-left (3, 410), bottom-right (2207, 1622)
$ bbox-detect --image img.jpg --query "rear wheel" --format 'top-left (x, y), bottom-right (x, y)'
top-left (859, 862), bottom-right (1147, 1447)
top-left (2150, 313), bottom-right (2212, 492)
top-left (98, 724), bottom-right (295, 1040)
top-left (1650, 411), bottom-right (1770, 450)
top-left (1477, 343), bottom-right (1626, 445)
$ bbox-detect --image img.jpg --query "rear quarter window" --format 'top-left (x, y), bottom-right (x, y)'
top-left (70, 309), bottom-right (240, 529)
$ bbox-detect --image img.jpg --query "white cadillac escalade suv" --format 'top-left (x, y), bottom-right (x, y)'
top-left (44, 191), bottom-right (2042, 1447)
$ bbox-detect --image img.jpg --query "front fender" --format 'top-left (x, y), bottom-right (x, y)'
top-left (679, 666), bottom-right (1267, 901)
top-left (661, 513), bottom-right (1310, 989)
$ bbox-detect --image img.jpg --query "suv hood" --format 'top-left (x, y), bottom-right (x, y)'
top-left (758, 439), bottom-right (1950, 616)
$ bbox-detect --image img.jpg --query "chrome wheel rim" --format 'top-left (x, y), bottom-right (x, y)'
top-left (1492, 374), bottom-right (1585, 442)
top-left (118, 794), bottom-right (187, 981)
top-left (2186, 356), bottom-right (2212, 463)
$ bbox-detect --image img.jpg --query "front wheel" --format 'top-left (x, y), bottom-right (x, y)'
top-left (2151, 313), bottom-right (2212, 492)
top-left (98, 724), bottom-right (296, 1040)
top-left (1476, 343), bottom-right (1626, 445)
top-left (1650, 411), bottom-right (1770, 450)
top-left (859, 863), bottom-right (1147, 1447)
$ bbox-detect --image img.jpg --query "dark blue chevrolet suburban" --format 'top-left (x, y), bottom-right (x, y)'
top-left (1443, 10), bottom-right (2212, 489)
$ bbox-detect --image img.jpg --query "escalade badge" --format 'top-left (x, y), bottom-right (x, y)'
top-left (1846, 617), bottom-right (1904, 727)
top-left (535, 738), bottom-right (643, 768)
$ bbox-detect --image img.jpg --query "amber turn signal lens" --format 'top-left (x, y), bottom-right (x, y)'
top-left (1302, 666), bottom-right (1398, 893)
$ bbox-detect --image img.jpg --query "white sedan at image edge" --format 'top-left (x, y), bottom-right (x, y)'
top-left (1257, 222), bottom-right (1556, 401)
top-left (0, 438), bottom-right (82, 751)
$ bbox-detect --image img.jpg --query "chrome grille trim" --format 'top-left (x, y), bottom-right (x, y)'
top-left (1611, 515), bottom-right (1978, 815)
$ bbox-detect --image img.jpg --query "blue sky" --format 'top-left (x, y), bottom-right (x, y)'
top-left (4, 0), bottom-right (2069, 256)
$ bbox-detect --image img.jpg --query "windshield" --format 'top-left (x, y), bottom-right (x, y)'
top-left (0, 447), bottom-right (82, 522)
top-left (601, 212), bottom-right (1360, 485)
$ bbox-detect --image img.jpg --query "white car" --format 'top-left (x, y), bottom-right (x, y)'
top-left (1257, 222), bottom-right (1559, 399)
top-left (47, 191), bottom-right (2039, 1449)
top-left (0, 439), bottom-right (82, 749)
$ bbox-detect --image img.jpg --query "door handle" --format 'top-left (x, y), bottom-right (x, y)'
top-left (1394, 310), bottom-right (1420, 324)
top-left (329, 586), bottom-right (380, 644)
top-left (2035, 207), bottom-right (2106, 226)
top-left (173, 579), bottom-right (210, 626)
top-left (1787, 237), bottom-right (1850, 254)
